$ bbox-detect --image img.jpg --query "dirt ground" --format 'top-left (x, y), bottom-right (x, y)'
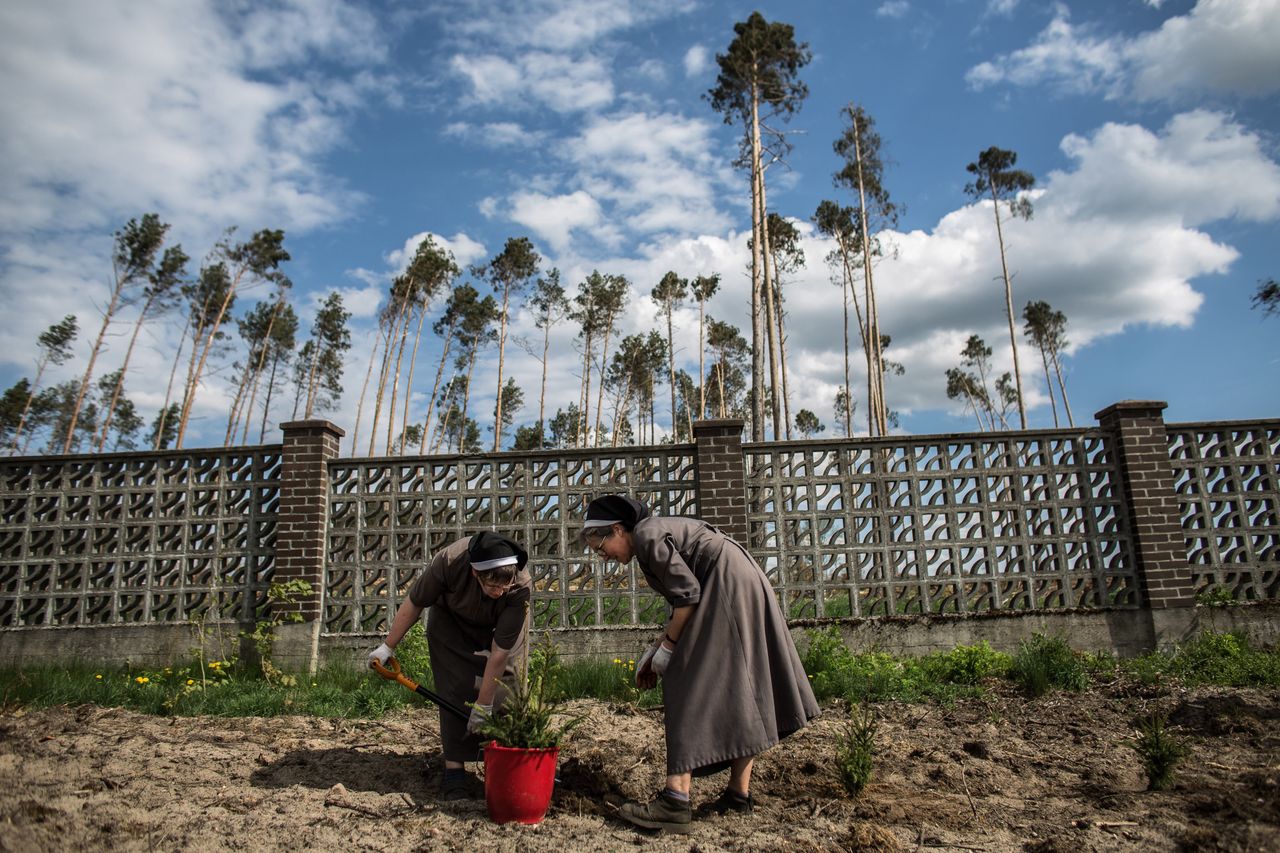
top-left (1, 683), bottom-right (1277, 852)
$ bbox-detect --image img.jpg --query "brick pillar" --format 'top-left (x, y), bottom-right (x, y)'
top-left (274, 419), bottom-right (344, 672)
top-left (1095, 400), bottom-right (1196, 649)
top-left (692, 419), bottom-right (748, 543)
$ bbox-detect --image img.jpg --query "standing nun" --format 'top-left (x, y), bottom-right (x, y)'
top-left (581, 494), bottom-right (819, 833)
top-left (369, 531), bottom-right (531, 801)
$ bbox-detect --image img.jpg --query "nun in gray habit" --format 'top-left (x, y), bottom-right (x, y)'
top-left (369, 531), bottom-right (531, 801)
top-left (581, 494), bottom-right (819, 833)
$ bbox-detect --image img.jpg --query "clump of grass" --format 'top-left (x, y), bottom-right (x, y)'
top-left (1129, 713), bottom-right (1188, 791)
top-left (1009, 633), bottom-right (1087, 697)
top-left (836, 702), bottom-right (878, 797)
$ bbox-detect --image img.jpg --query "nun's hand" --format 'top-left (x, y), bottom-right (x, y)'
top-left (467, 703), bottom-right (493, 735)
top-left (651, 638), bottom-right (674, 675)
top-left (368, 642), bottom-right (394, 667)
top-left (635, 639), bottom-right (660, 689)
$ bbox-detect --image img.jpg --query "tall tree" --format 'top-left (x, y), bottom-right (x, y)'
top-left (528, 269), bottom-right (569, 448)
top-left (945, 367), bottom-right (989, 432)
top-left (158, 263), bottom-right (234, 450)
top-left (254, 301), bottom-right (298, 443)
top-left (705, 317), bottom-right (749, 419)
top-left (570, 271), bottom-right (628, 446)
top-left (97, 243), bottom-right (188, 451)
top-left (794, 408), bottom-right (824, 438)
top-left (491, 378), bottom-right (524, 448)
top-left (394, 236), bottom-right (460, 453)
top-left (176, 228), bottom-right (289, 447)
top-left (10, 315), bottom-right (78, 452)
top-left (834, 103), bottom-right (900, 437)
top-left (300, 292), bottom-right (352, 419)
top-left (762, 213), bottom-right (804, 438)
top-left (813, 200), bottom-right (865, 437)
top-left (64, 214), bottom-right (169, 452)
top-left (708, 11), bottom-right (810, 441)
top-left (478, 237), bottom-right (540, 451)
top-left (965, 146), bottom-right (1034, 430)
top-left (95, 369), bottom-right (142, 450)
top-left (1022, 300), bottom-right (1075, 428)
top-left (419, 283), bottom-right (482, 454)
top-left (1, 381), bottom-right (32, 450)
top-left (146, 403), bottom-right (181, 450)
top-left (833, 388), bottom-right (855, 437)
top-left (690, 274), bottom-right (720, 424)
top-left (651, 271), bottom-right (688, 441)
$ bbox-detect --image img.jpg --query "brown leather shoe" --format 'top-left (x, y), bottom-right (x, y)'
top-left (618, 790), bottom-right (692, 833)
top-left (697, 788), bottom-right (753, 815)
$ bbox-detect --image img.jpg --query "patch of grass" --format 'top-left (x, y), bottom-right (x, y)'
top-left (1117, 631), bottom-right (1280, 688)
top-left (1009, 633), bottom-right (1088, 697)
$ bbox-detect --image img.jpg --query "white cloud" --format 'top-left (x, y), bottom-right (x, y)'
top-left (443, 120), bottom-right (543, 148)
top-left (967, 0), bottom-right (1280, 100)
top-left (877, 1), bottom-right (911, 19)
top-left (450, 51), bottom-right (614, 113)
top-left (508, 190), bottom-right (610, 254)
top-left (986, 0), bottom-right (1020, 16)
top-left (683, 44), bottom-right (709, 77)
top-left (441, 0), bottom-right (694, 51)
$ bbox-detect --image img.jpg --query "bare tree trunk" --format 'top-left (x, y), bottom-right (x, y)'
top-left (65, 262), bottom-right (125, 452)
top-left (1038, 345), bottom-right (1059, 428)
top-left (258, 349), bottom-right (283, 443)
top-left (1051, 352), bottom-right (1075, 427)
top-left (419, 324), bottom-right (455, 454)
top-left (592, 313), bottom-right (618, 446)
top-left (153, 314), bottom-right (192, 451)
top-left (239, 299), bottom-right (285, 445)
top-left (760, 209), bottom-right (782, 439)
top-left (351, 321), bottom-right (385, 456)
top-left (665, 305), bottom-right (677, 440)
top-left (223, 357), bottom-right (253, 445)
top-left (11, 355), bottom-right (52, 452)
top-left (385, 304), bottom-right (414, 454)
top-left (399, 302), bottom-right (429, 454)
top-left (537, 324), bottom-right (551, 448)
top-left (459, 348), bottom-right (479, 453)
top-left (840, 265), bottom-right (852, 437)
top-left (177, 267), bottom-right (249, 448)
top-left (989, 191), bottom-right (1027, 429)
top-left (493, 284), bottom-right (511, 452)
top-left (747, 87), bottom-right (766, 441)
top-left (303, 336), bottom-right (322, 419)
top-left (850, 113), bottom-right (887, 436)
top-left (97, 294), bottom-right (159, 450)
top-left (697, 299), bottom-right (706, 422)
top-left (770, 246), bottom-right (793, 440)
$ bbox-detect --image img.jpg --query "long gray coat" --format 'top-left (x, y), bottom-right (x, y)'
top-left (406, 537), bottom-right (531, 762)
top-left (632, 517), bottom-right (820, 775)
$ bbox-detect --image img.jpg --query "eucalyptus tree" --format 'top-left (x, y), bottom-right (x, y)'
top-left (64, 214), bottom-right (170, 452)
top-left (153, 263), bottom-right (233, 450)
top-left (813, 200), bottom-right (864, 437)
top-left (965, 146), bottom-right (1034, 429)
top-left (10, 314), bottom-right (77, 452)
top-left (97, 243), bottom-right (188, 451)
top-left (834, 104), bottom-right (900, 437)
top-left (833, 388), bottom-right (855, 437)
top-left (1022, 300), bottom-right (1074, 427)
top-left (253, 301), bottom-right (298, 443)
top-left (477, 237), bottom-right (540, 451)
top-left (689, 273), bottom-right (720, 423)
top-left (527, 269), bottom-right (569, 448)
top-left (794, 409), bottom-right (824, 438)
top-left (299, 292), bottom-right (352, 420)
top-left (394, 236), bottom-right (460, 453)
top-left (705, 317), bottom-right (749, 419)
top-left (651, 271), bottom-right (687, 440)
top-left (491, 378), bottom-right (523, 449)
top-left (708, 11), bottom-right (810, 440)
top-left (176, 228), bottom-right (290, 448)
top-left (418, 283), bottom-right (484, 454)
top-left (761, 213), bottom-right (804, 438)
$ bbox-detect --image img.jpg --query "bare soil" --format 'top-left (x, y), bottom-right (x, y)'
top-left (1, 683), bottom-right (1277, 852)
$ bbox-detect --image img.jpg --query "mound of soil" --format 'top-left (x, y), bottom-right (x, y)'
top-left (1, 683), bottom-right (1276, 851)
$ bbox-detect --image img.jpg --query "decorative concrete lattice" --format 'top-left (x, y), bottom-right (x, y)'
top-left (323, 448), bottom-right (698, 633)
top-left (0, 450), bottom-right (280, 628)
top-left (1169, 421), bottom-right (1280, 601)
top-left (743, 430), bottom-right (1139, 618)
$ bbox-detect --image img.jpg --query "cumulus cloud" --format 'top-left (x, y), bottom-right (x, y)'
top-left (683, 44), bottom-right (710, 77)
top-left (967, 0), bottom-right (1280, 101)
top-left (443, 120), bottom-right (545, 148)
top-left (450, 51), bottom-right (614, 113)
top-left (508, 190), bottom-right (611, 254)
top-left (877, 2), bottom-right (911, 19)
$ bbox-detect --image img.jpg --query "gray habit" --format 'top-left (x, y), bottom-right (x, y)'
top-left (632, 516), bottom-right (820, 775)
top-left (407, 536), bottom-right (531, 762)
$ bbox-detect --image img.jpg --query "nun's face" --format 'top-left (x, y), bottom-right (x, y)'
top-left (471, 569), bottom-right (515, 599)
top-left (587, 522), bottom-right (633, 564)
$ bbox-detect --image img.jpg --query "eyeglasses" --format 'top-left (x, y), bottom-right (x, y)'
top-left (476, 575), bottom-right (515, 592)
top-left (585, 530), bottom-right (614, 555)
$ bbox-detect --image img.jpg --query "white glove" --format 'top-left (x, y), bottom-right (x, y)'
top-left (636, 640), bottom-right (660, 687)
top-left (652, 640), bottom-right (674, 676)
top-left (368, 642), bottom-right (394, 666)
top-left (468, 703), bottom-right (493, 735)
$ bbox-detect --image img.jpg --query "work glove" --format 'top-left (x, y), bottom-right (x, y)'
top-left (635, 639), bottom-right (660, 688)
top-left (651, 639), bottom-right (674, 676)
top-left (467, 703), bottom-right (493, 735)
top-left (368, 642), bottom-right (394, 667)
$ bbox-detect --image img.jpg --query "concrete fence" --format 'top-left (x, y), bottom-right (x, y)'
top-left (2, 401), bottom-right (1277, 671)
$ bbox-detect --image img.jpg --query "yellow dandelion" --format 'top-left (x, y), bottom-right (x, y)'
top-left (628, 659), bottom-right (635, 665)
top-left (135, 676), bottom-right (149, 684)
top-left (186, 679), bottom-right (195, 686)
top-left (613, 658), bottom-right (622, 664)
top-left (95, 674), bottom-right (103, 680)
top-left (209, 660), bottom-right (222, 669)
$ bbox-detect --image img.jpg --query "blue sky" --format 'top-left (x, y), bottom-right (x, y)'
top-left (1, 0), bottom-right (1277, 453)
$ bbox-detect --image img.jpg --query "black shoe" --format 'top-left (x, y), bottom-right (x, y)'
top-left (618, 790), bottom-right (692, 834)
top-left (439, 771), bottom-right (476, 802)
top-left (697, 788), bottom-right (753, 815)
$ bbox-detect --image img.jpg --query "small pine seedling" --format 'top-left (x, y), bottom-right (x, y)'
top-left (836, 702), bottom-right (878, 797)
top-left (1130, 713), bottom-right (1188, 791)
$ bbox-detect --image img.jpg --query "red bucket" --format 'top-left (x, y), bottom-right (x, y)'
top-left (483, 742), bottom-right (559, 824)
